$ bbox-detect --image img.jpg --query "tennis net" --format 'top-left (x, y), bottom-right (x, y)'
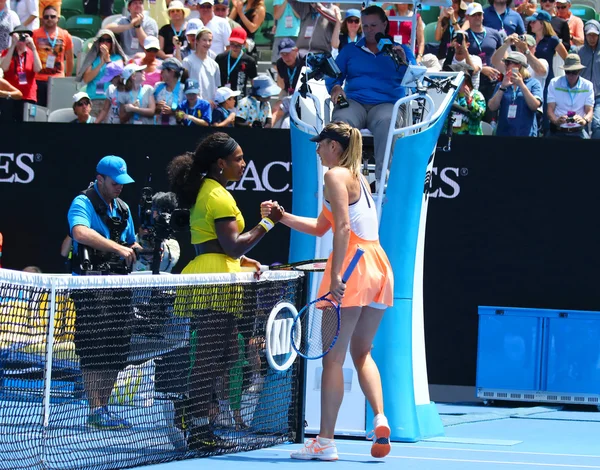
top-left (0, 268), bottom-right (304, 470)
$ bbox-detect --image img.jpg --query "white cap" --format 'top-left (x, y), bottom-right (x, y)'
top-left (215, 86), bottom-right (241, 103)
top-left (121, 63), bottom-right (146, 82)
top-left (556, 0), bottom-right (570, 3)
top-left (200, 0), bottom-right (214, 4)
top-left (186, 18), bottom-right (204, 36)
top-left (73, 91), bottom-right (90, 103)
top-left (466, 3), bottom-right (483, 15)
top-left (144, 36), bottom-right (160, 50)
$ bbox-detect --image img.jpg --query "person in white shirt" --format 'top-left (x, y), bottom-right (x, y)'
top-left (547, 53), bottom-right (594, 138)
top-left (14, 0), bottom-right (39, 30)
top-left (0, 0), bottom-right (21, 52)
top-left (440, 30), bottom-right (482, 90)
top-left (182, 26), bottom-right (220, 103)
top-left (192, 0), bottom-right (231, 55)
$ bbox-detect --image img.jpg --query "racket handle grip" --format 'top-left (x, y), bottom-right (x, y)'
top-left (341, 247), bottom-right (364, 283)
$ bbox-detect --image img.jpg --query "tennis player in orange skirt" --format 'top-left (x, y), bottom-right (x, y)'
top-left (261, 121), bottom-right (394, 461)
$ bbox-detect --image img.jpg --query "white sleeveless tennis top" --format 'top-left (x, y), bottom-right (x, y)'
top-left (324, 178), bottom-right (379, 241)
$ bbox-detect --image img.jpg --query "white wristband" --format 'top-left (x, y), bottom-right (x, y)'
top-left (259, 217), bottom-right (275, 232)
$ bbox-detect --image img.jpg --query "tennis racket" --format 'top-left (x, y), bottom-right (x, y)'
top-left (290, 248), bottom-right (365, 360)
top-left (267, 259), bottom-right (328, 272)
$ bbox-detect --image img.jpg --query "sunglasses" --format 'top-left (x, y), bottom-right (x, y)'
top-left (565, 70), bottom-right (580, 75)
top-left (346, 18), bottom-right (360, 24)
top-left (199, 4), bottom-right (213, 8)
top-left (556, 4), bottom-right (567, 8)
top-left (99, 37), bottom-right (113, 43)
top-left (43, 14), bottom-right (57, 19)
top-left (76, 100), bottom-right (91, 106)
top-left (541, 0), bottom-right (555, 3)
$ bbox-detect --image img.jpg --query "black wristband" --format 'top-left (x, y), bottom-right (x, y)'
top-left (499, 86), bottom-right (508, 92)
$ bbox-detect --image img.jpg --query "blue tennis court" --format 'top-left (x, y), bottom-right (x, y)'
top-left (137, 402), bottom-right (600, 470)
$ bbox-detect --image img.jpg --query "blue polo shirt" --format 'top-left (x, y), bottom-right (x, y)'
top-left (467, 27), bottom-right (503, 66)
top-left (178, 98), bottom-right (212, 126)
top-left (494, 77), bottom-right (543, 137)
top-left (68, 182), bottom-right (136, 257)
top-left (325, 38), bottom-right (416, 105)
top-left (482, 6), bottom-right (524, 36)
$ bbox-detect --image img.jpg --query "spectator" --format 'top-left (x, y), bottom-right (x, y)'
top-left (175, 17), bottom-right (202, 60)
top-left (176, 78), bottom-right (211, 125)
top-left (275, 37), bottom-right (302, 97)
top-left (14, 0), bottom-right (39, 31)
top-left (196, 0), bottom-right (231, 55)
top-left (71, 91), bottom-right (96, 123)
top-left (536, 0), bottom-right (570, 50)
top-left (515, 0), bottom-right (537, 21)
top-left (32, 5), bottom-right (73, 106)
top-left (483, 0), bottom-right (525, 36)
top-left (326, 5), bottom-right (416, 181)
top-left (555, 0), bottom-right (583, 47)
top-left (0, 0), bottom-right (20, 53)
top-left (96, 69), bottom-right (128, 124)
top-left (23, 265), bottom-right (42, 273)
top-left (118, 63), bottom-right (156, 124)
top-left (229, 0), bottom-right (265, 52)
top-left (447, 62), bottom-right (486, 134)
top-left (235, 74), bottom-right (280, 127)
top-left (271, 94), bottom-right (290, 128)
top-left (435, 0), bottom-right (469, 60)
top-left (158, 0), bottom-right (191, 58)
top-left (38, 0), bottom-right (61, 20)
top-left (491, 33), bottom-right (548, 90)
top-left (77, 30), bottom-right (126, 116)
top-left (578, 20), bottom-right (600, 139)
top-left (153, 56), bottom-right (185, 125)
top-left (0, 67), bottom-right (23, 121)
top-left (384, 3), bottom-right (424, 60)
top-left (215, 27), bottom-right (256, 97)
top-left (441, 30), bottom-right (482, 90)
top-left (287, 0), bottom-right (339, 55)
top-left (214, 0), bottom-right (242, 32)
top-left (182, 26), bottom-right (220, 102)
top-left (212, 85), bottom-right (238, 126)
top-left (465, 3), bottom-right (503, 102)
top-left (487, 51), bottom-right (543, 136)
top-left (271, 0), bottom-right (299, 64)
top-left (547, 53), bottom-right (594, 138)
top-left (106, 0), bottom-right (159, 58)
top-left (1, 25), bottom-right (42, 122)
top-left (83, 0), bottom-right (113, 19)
top-left (132, 36), bottom-right (163, 87)
top-left (332, 9), bottom-right (362, 53)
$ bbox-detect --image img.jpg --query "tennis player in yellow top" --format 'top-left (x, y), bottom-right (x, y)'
top-left (262, 122), bottom-right (394, 461)
top-left (168, 132), bottom-right (283, 451)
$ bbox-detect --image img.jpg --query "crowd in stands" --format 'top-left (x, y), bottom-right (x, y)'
top-left (1, 0), bottom-right (599, 138)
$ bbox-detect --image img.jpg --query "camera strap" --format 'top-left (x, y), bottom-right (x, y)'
top-left (82, 186), bottom-right (130, 242)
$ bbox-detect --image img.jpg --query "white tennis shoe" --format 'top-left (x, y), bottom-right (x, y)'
top-left (290, 437), bottom-right (339, 461)
top-left (368, 414), bottom-right (391, 458)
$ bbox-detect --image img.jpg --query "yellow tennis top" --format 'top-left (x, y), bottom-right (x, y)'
top-left (189, 177), bottom-right (245, 245)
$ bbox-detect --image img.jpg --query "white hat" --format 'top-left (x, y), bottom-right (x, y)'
top-left (186, 18), bottom-right (203, 36)
top-left (215, 86), bottom-right (241, 103)
top-left (73, 91), bottom-right (91, 103)
top-left (167, 0), bottom-right (191, 17)
top-left (200, 0), bottom-right (214, 4)
top-left (121, 63), bottom-right (146, 82)
top-left (143, 36), bottom-right (160, 50)
top-left (556, 0), bottom-right (570, 3)
top-left (466, 3), bottom-right (483, 15)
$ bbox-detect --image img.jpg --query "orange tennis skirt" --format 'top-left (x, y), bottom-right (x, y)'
top-left (317, 233), bottom-right (394, 309)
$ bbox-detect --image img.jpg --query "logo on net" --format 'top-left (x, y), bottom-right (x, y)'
top-left (0, 153), bottom-right (39, 184)
top-left (424, 167), bottom-right (467, 199)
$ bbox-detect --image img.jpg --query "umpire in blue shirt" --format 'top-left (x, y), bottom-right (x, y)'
top-left (326, 5), bottom-right (416, 181)
top-left (67, 155), bottom-right (142, 430)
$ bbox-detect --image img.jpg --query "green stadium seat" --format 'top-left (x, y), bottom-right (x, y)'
top-left (419, 5), bottom-right (440, 25)
top-left (61, 0), bottom-right (85, 19)
top-left (58, 15), bottom-right (67, 28)
top-left (113, 0), bottom-right (126, 15)
top-left (570, 4), bottom-right (596, 21)
top-left (424, 21), bottom-right (439, 45)
top-left (254, 11), bottom-right (274, 48)
top-left (65, 15), bottom-right (102, 39)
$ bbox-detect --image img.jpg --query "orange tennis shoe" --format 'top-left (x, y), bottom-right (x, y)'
top-left (368, 414), bottom-right (391, 458)
top-left (290, 437), bottom-right (339, 461)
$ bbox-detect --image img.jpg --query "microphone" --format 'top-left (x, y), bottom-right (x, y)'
top-left (375, 33), bottom-right (408, 69)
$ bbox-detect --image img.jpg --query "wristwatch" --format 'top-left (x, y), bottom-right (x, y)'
top-left (499, 86), bottom-right (508, 92)
top-left (524, 49), bottom-right (530, 56)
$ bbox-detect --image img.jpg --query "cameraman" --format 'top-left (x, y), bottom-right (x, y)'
top-left (67, 155), bottom-right (142, 430)
top-left (134, 191), bottom-right (181, 273)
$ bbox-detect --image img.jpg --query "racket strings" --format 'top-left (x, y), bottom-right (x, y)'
top-left (292, 300), bottom-right (340, 359)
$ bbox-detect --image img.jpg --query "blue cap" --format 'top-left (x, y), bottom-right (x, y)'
top-left (278, 37), bottom-right (296, 54)
top-left (251, 75), bottom-right (281, 98)
top-left (345, 8), bottom-right (361, 19)
top-left (184, 79), bottom-right (200, 95)
top-left (96, 156), bottom-right (134, 184)
top-left (526, 10), bottom-right (552, 23)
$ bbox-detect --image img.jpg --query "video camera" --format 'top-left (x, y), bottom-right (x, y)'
top-left (298, 52), bottom-right (341, 100)
top-left (78, 243), bottom-right (131, 275)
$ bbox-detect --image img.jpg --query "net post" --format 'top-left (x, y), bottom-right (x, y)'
top-left (42, 279), bottom-right (58, 428)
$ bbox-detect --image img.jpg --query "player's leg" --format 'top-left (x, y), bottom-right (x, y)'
top-left (350, 305), bottom-right (390, 458)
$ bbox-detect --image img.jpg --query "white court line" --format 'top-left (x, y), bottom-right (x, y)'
top-left (340, 442), bottom-right (600, 459)
top-left (259, 448), bottom-right (600, 468)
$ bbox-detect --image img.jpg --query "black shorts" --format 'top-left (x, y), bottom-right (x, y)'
top-left (73, 289), bottom-right (133, 371)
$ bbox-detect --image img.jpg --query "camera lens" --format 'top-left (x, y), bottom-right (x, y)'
top-left (19, 34), bottom-right (26, 41)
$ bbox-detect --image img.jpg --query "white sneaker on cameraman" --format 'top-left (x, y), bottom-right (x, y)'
top-left (290, 437), bottom-right (339, 461)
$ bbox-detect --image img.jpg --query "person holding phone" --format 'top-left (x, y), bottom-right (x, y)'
top-left (487, 51), bottom-right (543, 136)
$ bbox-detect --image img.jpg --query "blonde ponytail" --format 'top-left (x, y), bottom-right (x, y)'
top-left (336, 125), bottom-right (362, 178)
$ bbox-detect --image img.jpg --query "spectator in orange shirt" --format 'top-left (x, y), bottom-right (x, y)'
top-left (32, 4), bottom-right (73, 106)
top-left (38, 0), bottom-right (61, 18)
top-left (555, 0), bottom-right (584, 47)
